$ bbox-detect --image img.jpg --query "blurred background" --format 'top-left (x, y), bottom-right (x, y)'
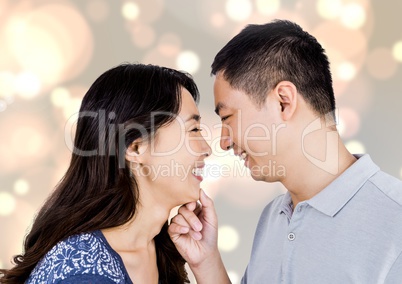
top-left (1, 0), bottom-right (402, 282)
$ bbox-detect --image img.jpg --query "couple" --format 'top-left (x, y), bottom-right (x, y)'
top-left (1, 20), bottom-right (401, 284)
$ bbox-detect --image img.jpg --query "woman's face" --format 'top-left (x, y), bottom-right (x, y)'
top-left (131, 88), bottom-right (211, 207)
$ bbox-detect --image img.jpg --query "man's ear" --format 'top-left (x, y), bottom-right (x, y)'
top-left (125, 138), bottom-right (147, 164)
top-left (274, 81), bottom-right (298, 121)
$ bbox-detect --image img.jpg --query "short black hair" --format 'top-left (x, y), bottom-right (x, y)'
top-left (211, 19), bottom-right (336, 118)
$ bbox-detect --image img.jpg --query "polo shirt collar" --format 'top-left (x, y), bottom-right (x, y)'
top-left (279, 191), bottom-right (293, 219)
top-left (306, 154), bottom-right (380, 217)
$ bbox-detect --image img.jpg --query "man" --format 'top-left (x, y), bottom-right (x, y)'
top-left (168, 19), bottom-right (402, 283)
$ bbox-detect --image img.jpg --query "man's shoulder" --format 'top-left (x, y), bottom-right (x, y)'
top-left (368, 170), bottom-right (402, 208)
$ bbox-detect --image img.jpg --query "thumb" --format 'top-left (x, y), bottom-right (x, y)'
top-left (199, 188), bottom-right (217, 223)
top-left (199, 188), bottom-right (213, 207)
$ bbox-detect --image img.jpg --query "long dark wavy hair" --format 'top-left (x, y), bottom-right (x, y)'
top-left (0, 63), bottom-right (199, 283)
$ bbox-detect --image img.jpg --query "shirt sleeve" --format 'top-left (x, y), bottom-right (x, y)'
top-left (385, 250), bottom-right (402, 284)
top-left (56, 274), bottom-right (117, 284)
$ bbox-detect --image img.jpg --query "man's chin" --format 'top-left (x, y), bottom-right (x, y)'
top-left (250, 172), bottom-right (278, 183)
top-left (250, 172), bottom-right (266, 181)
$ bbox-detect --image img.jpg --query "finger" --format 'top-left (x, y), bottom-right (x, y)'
top-left (178, 206), bottom-right (203, 232)
top-left (188, 229), bottom-right (202, 241)
top-left (185, 201), bottom-right (197, 211)
top-left (183, 201), bottom-right (202, 217)
top-left (199, 188), bottom-right (217, 225)
top-left (168, 223), bottom-right (202, 241)
top-left (170, 214), bottom-right (203, 241)
top-left (193, 201), bottom-right (202, 216)
top-left (171, 214), bottom-right (190, 227)
top-left (168, 223), bottom-right (190, 238)
top-left (199, 188), bottom-right (213, 208)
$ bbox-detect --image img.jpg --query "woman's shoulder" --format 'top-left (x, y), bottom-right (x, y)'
top-left (27, 230), bottom-right (129, 284)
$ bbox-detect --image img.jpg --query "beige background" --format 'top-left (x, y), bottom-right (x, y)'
top-left (1, 0), bottom-right (402, 282)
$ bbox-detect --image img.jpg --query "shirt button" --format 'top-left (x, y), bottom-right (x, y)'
top-left (288, 232), bottom-right (296, 241)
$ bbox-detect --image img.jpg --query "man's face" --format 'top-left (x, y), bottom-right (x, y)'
top-left (213, 73), bottom-right (287, 182)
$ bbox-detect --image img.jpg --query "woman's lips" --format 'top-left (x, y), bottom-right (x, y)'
top-left (192, 166), bottom-right (204, 182)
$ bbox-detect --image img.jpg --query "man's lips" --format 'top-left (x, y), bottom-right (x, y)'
top-left (234, 151), bottom-right (247, 161)
top-left (240, 151), bottom-right (247, 161)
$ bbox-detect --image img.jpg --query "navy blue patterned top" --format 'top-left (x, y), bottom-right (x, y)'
top-left (27, 230), bottom-right (133, 283)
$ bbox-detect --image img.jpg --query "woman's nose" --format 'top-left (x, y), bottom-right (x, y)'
top-left (220, 126), bottom-right (233, 151)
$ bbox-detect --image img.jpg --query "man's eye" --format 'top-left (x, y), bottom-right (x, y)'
top-left (221, 115), bottom-right (230, 122)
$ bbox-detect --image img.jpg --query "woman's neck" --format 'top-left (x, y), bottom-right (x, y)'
top-left (102, 202), bottom-right (170, 252)
top-left (101, 199), bottom-right (170, 284)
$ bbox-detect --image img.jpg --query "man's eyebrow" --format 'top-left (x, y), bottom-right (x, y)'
top-left (185, 114), bottom-right (201, 122)
top-left (214, 102), bottom-right (226, 116)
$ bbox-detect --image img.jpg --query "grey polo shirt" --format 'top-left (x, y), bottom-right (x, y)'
top-left (242, 154), bottom-right (402, 284)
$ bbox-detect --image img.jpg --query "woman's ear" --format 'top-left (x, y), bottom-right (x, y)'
top-left (274, 81), bottom-right (298, 121)
top-left (125, 139), bottom-right (147, 164)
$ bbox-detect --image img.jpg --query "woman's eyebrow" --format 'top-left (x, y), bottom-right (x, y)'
top-left (185, 114), bottom-right (201, 122)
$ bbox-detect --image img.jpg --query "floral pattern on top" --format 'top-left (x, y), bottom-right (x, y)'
top-left (27, 230), bottom-right (132, 283)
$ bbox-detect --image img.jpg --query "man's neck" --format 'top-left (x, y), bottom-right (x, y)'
top-left (282, 130), bottom-right (357, 209)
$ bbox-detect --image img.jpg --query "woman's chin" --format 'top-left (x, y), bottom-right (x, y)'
top-left (178, 191), bottom-right (200, 206)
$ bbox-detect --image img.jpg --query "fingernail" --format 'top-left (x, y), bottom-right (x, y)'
top-left (195, 221), bottom-right (202, 231)
top-left (194, 232), bottom-right (202, 241)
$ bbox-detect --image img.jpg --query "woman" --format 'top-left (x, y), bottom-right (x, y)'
top-left (0, 63), bottom-right (211, 283)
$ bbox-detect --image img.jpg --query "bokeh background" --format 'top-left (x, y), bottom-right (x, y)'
top-left (1, 0), bottom-right (402, 282)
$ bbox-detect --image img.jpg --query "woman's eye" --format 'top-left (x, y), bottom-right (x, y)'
top-left (191, 127), bottom-right (202, 132)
